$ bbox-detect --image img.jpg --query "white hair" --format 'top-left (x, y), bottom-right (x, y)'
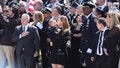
top-left (22, 13), bottom-right (30, 22)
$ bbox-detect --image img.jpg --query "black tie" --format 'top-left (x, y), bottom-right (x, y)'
top-left (98, 31), bottom-right (103, 54)
top-left (99, 6), bottom-right (102, 10)
top-left (70, 14), bottom-right (72, 18)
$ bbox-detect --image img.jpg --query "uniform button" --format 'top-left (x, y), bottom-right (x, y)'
top-left (86, 40), bottom-right (88, 42)
top-left (22, 48), bottom-right (24, 51)
top-left (86, 28), bottom-right (88, 30)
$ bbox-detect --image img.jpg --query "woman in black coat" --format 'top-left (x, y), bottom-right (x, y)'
top-left (69, 15), bottom-right (83, 68)
top-left (105, 12), bottom-right (120, 68)
top-left (49, 15), bottom-right (71, 68)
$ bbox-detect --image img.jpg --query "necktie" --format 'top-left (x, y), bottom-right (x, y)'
top-left (70, 14), bottom-right (72, 19)
top-left (97, 31), bottom-right (104, 55)
top-left (23, 26), bottom-right (25, 32)
top-left (99, 6), bottom-right (102, 10)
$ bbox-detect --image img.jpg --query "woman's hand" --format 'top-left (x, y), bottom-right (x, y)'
top-left (47, 38), bottom-right (51, 42)
top-left (73, 33), bottom-right (82, 37)
top-left (54, 28), bottom-right (61, 34)
top-left (34, 52), bottom-right (38, 57)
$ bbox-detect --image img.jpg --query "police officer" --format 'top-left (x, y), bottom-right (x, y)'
top-left (42, 7), bottom-right (52, 68)
top-left (94, 7), bottom-right (107, 18)
top-left (80, 1), bottom-right (98, 68)
top-left (67, 2), bottom-right (78, 26)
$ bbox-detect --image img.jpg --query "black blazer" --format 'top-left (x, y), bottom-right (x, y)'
top-left (92, 29), bottom-right (109, 57)
top-left (12, 24), bottom-right (40, 56)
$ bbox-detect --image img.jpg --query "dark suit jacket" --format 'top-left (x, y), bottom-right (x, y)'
top-left (92, 29), bottom-right (109, 57)
top-left (12, 24), bottom-right (40, 56)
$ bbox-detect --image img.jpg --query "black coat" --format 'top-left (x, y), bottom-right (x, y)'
top-left (92, 29), bottom-right (109, 57)
top-left (49, 28), bottom-right (71, 65)
top-left (0, 14), bottom-right (19, 46)
top-left (105, 27), bottom-right (120, 56)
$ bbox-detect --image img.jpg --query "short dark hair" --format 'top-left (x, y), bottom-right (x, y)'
top-left (97, 18), bottom-right (107, 27)
top-left (10, 6), bottom-right (19, 19)
top-left (54, 5), bottom-right (62, 14)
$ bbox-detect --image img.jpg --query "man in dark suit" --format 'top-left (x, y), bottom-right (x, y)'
top-left (91, 18), bottom-right (109, 68)
top-left (12, 13), bottom-right (40, 68)
top-left (80, 1), bottom-right (98, 68)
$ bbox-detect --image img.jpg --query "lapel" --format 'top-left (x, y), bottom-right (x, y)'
top-left (26, 25), bottom-right (31, 32)
top-left (20, 25), bottom-right (23, 33)
top-left (83, 14), bottom-right (92, 25)
top-left (96, 31), bottom-right (101, 44)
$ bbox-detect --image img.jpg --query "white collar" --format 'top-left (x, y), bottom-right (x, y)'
top-left (99, 2), bottom-right (107, 10)
top-left (86, 13), bottom-right (92, 19)
top-left (36, 22), bottom-right (43, 29)
top-left (23, 24), bottom-right (29, 31)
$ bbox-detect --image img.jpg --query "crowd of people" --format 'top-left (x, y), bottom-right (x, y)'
top-left (0, 0), bottom-right (120, 68)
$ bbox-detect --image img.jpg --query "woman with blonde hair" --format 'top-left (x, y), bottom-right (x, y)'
top-left (70, 14), bottom-right (83, 68)
top-left (105, 12), bottom-right (120, 68)
top-left (116, 12), bottom-right (120, 68)
top-left (32, 11), bottom-right (44, 25)
top-left (49, 15), bottom-right (71, 68)
top-left (106, 12), bottom-right (120, 30)
top-left (31, 11), bottom-right (44, 68)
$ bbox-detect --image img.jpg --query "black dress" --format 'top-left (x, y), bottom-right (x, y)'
top-left (69, 23), bottom-right (82, 68)
top-left (49, 28), bottom-right (71, 65)
top-left (71, 23), bottom-right (82, 51)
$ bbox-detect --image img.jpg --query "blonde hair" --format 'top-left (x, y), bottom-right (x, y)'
top-left (49, 19), bottom-right (57, 26)
top-left (107, 12), bottom-right (120, 30)
top-left (115, 12), bottom-right (120, 30)
top-left (34, 11), bottom-right (44, 24)
top-left (60, 15), bottom-right (70, 30)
